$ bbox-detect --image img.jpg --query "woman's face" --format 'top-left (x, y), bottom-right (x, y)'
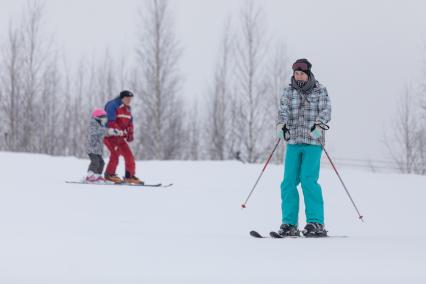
top-left (294, 70), bottom-right (309, 81)
top-left (122, 97), bottom-right (132, 106)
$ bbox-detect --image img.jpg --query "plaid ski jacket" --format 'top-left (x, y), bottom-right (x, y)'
top-left (278, 82), bottom-right (331, 145)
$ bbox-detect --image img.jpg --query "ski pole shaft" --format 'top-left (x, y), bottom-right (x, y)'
top-left (321, 142), bottom-right (364, 222)
top-left (241, 138), bottom-right (281, 209)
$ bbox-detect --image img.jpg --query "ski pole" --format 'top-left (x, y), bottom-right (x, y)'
top-left (241, 138), bottom-right (281, 209)
top-left (320, 142), bottom-right (364, 222)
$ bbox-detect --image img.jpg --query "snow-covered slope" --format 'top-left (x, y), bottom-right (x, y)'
top-left (0, 152), bottom-right (425, 283)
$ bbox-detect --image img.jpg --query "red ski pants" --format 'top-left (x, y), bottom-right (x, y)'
top-left (104, 137), bottom-right (136, 176)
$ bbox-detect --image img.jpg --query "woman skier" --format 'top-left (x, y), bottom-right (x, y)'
top-left (276, 58), bottom-right (332, 237)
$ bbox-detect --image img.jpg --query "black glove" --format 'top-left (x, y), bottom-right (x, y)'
top-left (277, 123), bottom-right (290, 141)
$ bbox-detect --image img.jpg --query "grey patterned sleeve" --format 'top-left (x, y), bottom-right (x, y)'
top-left (278, 88), bottom-right (290, 125)
top-left (99, 126), bottom-right (108, 138)
top-left (317, 88), bottom-right (331, 125)
top-left (90, 120), bottom-right (108, 139)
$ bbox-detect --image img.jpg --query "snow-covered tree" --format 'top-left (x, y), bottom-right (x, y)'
top-left (385, 85), bottom-right (420, 174)
top-left (134, 0), bottom-right (185, 160)
top-left (233, 1), bottom-right (276, 163)
top-left (206, 20), bottom-right (238, 160)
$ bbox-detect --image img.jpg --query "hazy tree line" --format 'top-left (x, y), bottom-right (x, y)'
top-left (0, 0), bottom-right (289, 162)
top-left (385, 51), bottom-right (426, 174)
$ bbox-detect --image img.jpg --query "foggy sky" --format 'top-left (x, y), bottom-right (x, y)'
top-left (1, 0), bottom-right (425, 162)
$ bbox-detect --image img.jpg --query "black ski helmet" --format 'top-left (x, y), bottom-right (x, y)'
top-left (119, 90), bottom-right (134, 99)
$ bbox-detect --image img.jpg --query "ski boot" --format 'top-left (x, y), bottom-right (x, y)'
top-left (277, 224), bottom-right (300, 237)
top-left (104, 173), bottom-right (123, 184)
top-left (302, 223), bottom-right (328, 238)
top-left (123, 171), bottom-right (144, 185)
top-left (95, 175), bottom-right (106, 183)
top-left (85, 171), bottom-right (97, 183)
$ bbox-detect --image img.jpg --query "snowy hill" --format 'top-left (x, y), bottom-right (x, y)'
top-left (0, 152), bottom-right (425, 283)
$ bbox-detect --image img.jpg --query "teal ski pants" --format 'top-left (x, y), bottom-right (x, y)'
top-left (280, 144), bottom-right (324, 226)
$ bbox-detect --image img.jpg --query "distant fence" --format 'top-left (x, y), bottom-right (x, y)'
top-left (320, 157), bottom-right (426, 174)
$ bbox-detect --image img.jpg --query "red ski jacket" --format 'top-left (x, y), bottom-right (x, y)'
top-left (104, 98), bottom-right (134, 142)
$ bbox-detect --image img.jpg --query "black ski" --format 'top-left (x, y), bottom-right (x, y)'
top-left (249, 230), bottom-right (265, 238)
top-left (269, 231), bottom-right (283, 238)
top-left (249, 230), bottom-right (298, 239)
top-left (250, 230), bottom-right (347, 239)
top-left (270, 231), bottom-right (301, 238)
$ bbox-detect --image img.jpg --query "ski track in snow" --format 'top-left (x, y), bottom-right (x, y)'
top-left (0, 152), bottom-right (425, 283)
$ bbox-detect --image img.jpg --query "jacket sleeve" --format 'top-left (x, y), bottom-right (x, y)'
top-left (126, 118), bottom-right (134, 142)
top-left (89, 120), bottom-right (108, 140)
top-left (316, 88), bottom-right (331, 125)
top-left (128, 119), bottom-right (133, 133)
top-left (278, 88), bottom-right (290, 125)
top-left (96, 124), bottom-right (109, 138)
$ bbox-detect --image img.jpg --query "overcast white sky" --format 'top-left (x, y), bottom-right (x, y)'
top-left (1, 0), bottom-right (426, 162)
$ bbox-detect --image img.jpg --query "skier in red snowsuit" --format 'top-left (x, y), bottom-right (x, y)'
top-left (104, 90), bottom-right (143, 184)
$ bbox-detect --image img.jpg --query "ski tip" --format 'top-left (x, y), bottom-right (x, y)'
top-left (249, 231), bottom-right (263, 238)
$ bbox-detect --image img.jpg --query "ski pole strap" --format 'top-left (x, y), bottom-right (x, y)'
top-left (282, 125), bottom-right (290, 141)
top-left (316, 122), bottom-right (330, 130)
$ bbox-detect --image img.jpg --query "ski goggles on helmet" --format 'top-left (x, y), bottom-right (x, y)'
top-left (292, 62), bottom-right (310, 72)
top-left (95, 114), bottom-right (108, 124)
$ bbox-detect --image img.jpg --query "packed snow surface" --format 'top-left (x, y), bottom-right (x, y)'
top-left (0, 152), bottom-right (425, 283)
